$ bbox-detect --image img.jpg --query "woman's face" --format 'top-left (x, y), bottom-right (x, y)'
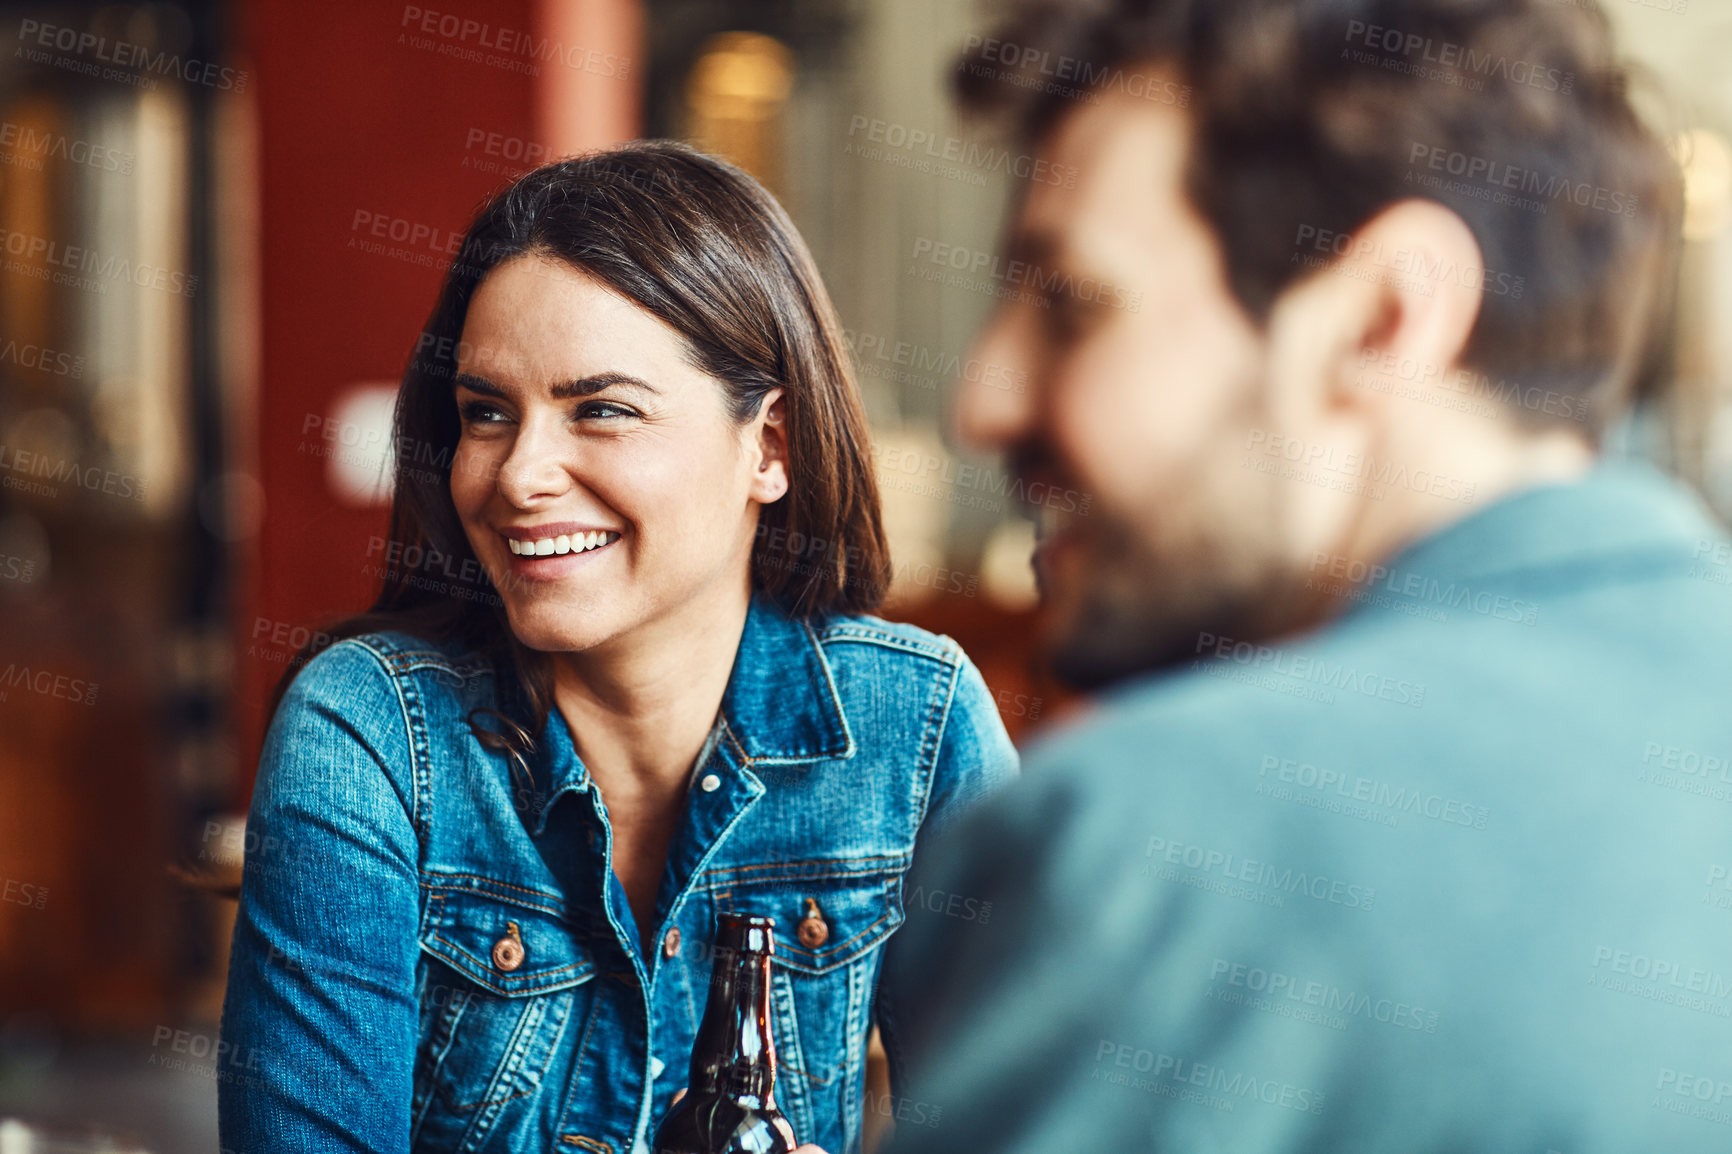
top-left (449, 253), bottom-right (788, 657)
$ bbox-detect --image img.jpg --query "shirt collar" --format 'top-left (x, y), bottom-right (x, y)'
top-left (527, 592), bottom-right (853, 826)
top-left (1357, 457), bottom-right (1720, 593)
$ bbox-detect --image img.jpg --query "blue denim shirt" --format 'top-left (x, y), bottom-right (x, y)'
top-left (218, 593), bottom-right (1018, 1154)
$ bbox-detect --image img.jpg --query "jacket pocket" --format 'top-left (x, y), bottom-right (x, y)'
top-left (711, 863), bottom-right (904, 1151)
top-left (413, 881), bottom-right (594, 1149)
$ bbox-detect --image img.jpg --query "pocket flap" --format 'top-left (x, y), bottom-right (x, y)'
top-left (715, 865), bottom-right (904, 975)
top-left (420, 882), bottom-right (594, 996)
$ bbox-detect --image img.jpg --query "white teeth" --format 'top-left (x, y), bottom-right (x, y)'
top-left (509, 531), bottom-right (616, 557)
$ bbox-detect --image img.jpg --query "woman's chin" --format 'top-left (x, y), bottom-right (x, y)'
top-left (502, 604), bottom-right (621, 655)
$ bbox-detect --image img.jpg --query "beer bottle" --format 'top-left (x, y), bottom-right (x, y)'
top-left (653, 913), bottom-right (798, 1154)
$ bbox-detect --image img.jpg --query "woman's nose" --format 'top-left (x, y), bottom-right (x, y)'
top-left (493, 424), bottom-right (574, 504)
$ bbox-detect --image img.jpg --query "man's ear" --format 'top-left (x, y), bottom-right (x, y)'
top-left (1267, 197), bottom-right (1485, 431)
top-left (748, 388), bottom-right (789, 504)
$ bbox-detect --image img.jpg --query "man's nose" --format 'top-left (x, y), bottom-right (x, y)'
top-left (952, 314), bottom-right (1037, 453)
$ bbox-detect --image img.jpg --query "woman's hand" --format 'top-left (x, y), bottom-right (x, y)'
top-left (664, 1090), bottom-right (829, 1153)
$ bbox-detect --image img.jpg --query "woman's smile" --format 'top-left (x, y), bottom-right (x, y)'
top-left (500, 525), bottom-right (625, 578)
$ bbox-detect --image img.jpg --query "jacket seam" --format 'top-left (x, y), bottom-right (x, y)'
top-left (697, 854), bottom-right (910, 882)
top-left (817, 626), bottom-right (960, 666)
top-left (421, 874), bottom-right (570, 918)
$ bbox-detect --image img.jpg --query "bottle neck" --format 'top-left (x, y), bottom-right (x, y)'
top-left (689, 942), bottom-right (779, 1106)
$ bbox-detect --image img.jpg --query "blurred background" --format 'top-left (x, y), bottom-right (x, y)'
top-left (0, 0), bottom-right (1729, 1149)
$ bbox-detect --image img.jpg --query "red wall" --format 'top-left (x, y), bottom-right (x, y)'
top-left (238, 0), bottom-right (639, 791)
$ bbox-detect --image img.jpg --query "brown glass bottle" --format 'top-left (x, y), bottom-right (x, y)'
top-left (652, 913), bottom-right (798, 1154)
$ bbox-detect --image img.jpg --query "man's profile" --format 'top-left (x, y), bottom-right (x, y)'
top-left (879, 1), bottom-right (1729, 1150)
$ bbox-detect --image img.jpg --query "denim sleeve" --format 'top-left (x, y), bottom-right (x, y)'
top-left (877, 650), bottom-right (1019, 1102)
top-left (219, 640), bottom-right (422, 1153)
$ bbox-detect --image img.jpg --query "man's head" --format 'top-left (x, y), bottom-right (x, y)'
top-left (953, 0), bottom-right (1682, 689)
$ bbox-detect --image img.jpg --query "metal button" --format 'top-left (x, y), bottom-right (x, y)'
top-left (797, 898), bottom-right (828, 949)
top-left (492, 920), bottom-right (525, 971)
top-left (662, 927), bottom-right (682, 958)
top-left (700, 773), bottom-right (721, 792)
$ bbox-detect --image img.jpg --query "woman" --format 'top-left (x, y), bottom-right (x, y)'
top-left (218, 141), bottom-right (1018, 1154)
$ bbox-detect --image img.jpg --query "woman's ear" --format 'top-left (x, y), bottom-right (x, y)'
top-left (749, 388), bottom-right (789, 504)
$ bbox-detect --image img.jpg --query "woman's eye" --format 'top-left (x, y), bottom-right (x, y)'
top-left (458, 399), bottom-right (509, 425)
top-left (577, 401), bottom-right (636, 421)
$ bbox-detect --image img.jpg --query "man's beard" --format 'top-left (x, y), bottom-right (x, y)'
top-left (1042, 487), bottom-right (1297, 690)
top-left (1029, 389), bottom-right (1319, 692)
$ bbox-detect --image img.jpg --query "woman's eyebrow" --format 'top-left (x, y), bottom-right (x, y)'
top-left (550, 372), bottom-right (660, 398)
top-left (452, 371), bottom-right (659, 398)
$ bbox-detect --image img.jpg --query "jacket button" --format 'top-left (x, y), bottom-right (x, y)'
top-left (797, 898), bottom-right (828, 949)
top-left (700, 773), bottom-right (721, 792)
top-left (492, 921), bottom-right (525, 972)
top-left (662, 927), bottom-right (682, 958)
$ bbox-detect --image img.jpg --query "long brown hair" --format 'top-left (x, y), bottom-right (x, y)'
top-left (275, 140), bottom-right (889, 758)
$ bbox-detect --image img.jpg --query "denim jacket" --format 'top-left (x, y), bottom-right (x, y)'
top-left (218, 593), bottom-right (1019, 1154)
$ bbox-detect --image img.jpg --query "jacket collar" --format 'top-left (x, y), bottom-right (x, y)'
top-left (527, 592), bottom-right (853, 829)
top-left (1357, 458), bottom-right (1720, 593)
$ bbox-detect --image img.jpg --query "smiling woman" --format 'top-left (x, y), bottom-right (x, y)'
top-left (217, 141), bottom-right (1018, 1154)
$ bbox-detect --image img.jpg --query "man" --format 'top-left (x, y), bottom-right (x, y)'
top-left (877, 1), bottom-right (1732, 1150)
